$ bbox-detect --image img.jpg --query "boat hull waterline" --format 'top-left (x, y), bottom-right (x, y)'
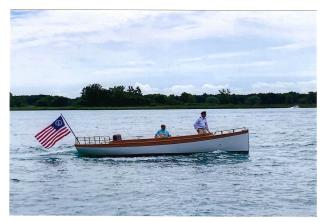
top-left (75, 129), bottom-right (249, 157)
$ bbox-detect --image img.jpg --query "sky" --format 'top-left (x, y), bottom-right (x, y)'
top-left (10, 10), bottom-right (316, 98)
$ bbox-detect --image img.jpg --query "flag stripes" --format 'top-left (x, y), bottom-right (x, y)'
top-left (35, 125), bottom-right (51, 138)
top-left (38, 128), bottom-right (56, 143)
top-left (35, 116), bottom-right (71, 148)
top-left (46, 129), bottom-right (70, 148)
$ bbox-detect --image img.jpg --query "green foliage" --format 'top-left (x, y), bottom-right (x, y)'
top-left (205, 96), bottom-right (219, 104)
top-left (50, 96), bottom-right (71, 106)
top-left (35, 96), bottom-right (52, 106)
top-left (180, 92), bottom-right (196, 104)
top-left (10, 85), bottom-right (317, 108)
top-left (245, 95), bottom-right (261, 105)
top-left (217, 88), bottom-right (231, 104)
top-left (80, 83), bottom-right (107, 106)
top-left (166, 94), bottom-right (181, 105)
top-left (9, 94), bottom-right (72, 107)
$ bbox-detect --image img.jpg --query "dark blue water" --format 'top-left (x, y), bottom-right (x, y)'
top-left (10, 109), bottom-right (316, 216)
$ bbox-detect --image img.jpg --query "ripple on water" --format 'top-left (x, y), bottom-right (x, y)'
top-left (10, 109), bottom-right (316, 216)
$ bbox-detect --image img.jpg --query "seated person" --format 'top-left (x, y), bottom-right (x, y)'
top-left (155, 124), bottom-right (171, 138)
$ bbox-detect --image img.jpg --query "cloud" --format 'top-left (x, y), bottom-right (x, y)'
top-left (126, 60), bottom-right (156, 66)
top-left (12, 11), bottom-right (315, 50)
top-left (167, 84), bottom-right (196, 95)
top-left (267, 43), bottom-right (312, 51)
top-left (178, 51), bottom-right (251, 63)
top-left (251, 80), bottom-right (316, 93)
top-left (134, 81), bottom-right (316, 96)
top-left (202, 83), bottom-right (229, 91)
top-left (10, 11), bottom-right (316, 97)
top-left (175, 60), bottom-right (276, 74)
top-left (134, 82), bottom-right (159, 94)
top-left (134, 83), bottom-right (230, 95)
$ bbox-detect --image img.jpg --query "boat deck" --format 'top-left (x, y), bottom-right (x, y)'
top-left (75, 128), bottom-right (248, 148)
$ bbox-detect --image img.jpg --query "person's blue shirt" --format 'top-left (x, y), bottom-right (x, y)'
top-left (155, 129), bottom-right (171, 138)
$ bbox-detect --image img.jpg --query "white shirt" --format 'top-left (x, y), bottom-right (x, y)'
top-left (194, 117), bottom-right (209, 130)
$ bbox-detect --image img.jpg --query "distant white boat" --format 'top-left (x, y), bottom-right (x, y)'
top-left (290, 105), bottom-right (300, 108)
top-left (74, 128), bottom-right (249, 157)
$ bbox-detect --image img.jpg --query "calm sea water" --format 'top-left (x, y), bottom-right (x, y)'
top-left (10, 108), bottom-right (316, 216)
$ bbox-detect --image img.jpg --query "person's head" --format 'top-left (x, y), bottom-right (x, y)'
top-left (201, 111), bottom-right (207, 118)
top-left (161, 124), bottom-right (166, 130)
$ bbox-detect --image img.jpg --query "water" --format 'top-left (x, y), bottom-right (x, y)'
top-left (10, 108), bottom-right (316, 216)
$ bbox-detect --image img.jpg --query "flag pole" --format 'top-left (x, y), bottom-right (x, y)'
top-left (60, 113), bottom-right (80, 144)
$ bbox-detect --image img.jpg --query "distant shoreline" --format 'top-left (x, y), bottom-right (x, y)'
top-left (10, 84), bottom-right (317, 110)
top-left (10, 104), bottom-right (316, 111)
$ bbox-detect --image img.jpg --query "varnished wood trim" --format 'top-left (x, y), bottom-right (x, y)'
top-left (75, 130), bottom-right (248, 148)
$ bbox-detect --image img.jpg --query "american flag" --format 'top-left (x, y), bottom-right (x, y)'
top-left (35, 116), bottom-right (71, 148)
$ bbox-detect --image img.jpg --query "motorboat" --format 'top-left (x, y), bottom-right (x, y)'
top-left (74, 127), bottom-right (249, 157)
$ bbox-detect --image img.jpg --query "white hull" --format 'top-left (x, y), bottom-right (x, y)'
top-left (75, 131), bottom-right (249, 157)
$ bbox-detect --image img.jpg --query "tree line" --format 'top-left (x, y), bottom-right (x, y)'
top-left (10, 83), bottom-right (317, 108)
